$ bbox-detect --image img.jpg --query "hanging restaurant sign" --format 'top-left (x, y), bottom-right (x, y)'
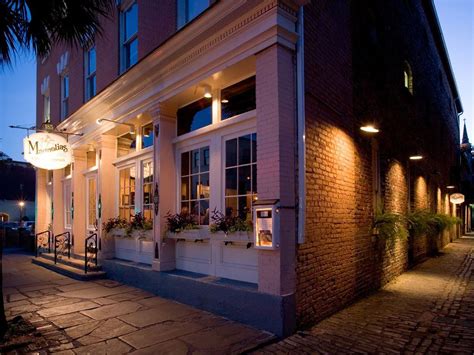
top-left (450, 193), bottom-right (465, 205)
top-left (23, 133), bottom-right (72, 170)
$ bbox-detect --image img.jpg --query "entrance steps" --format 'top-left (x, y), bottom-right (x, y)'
top-left (32, 252), bottom-right (106, 281)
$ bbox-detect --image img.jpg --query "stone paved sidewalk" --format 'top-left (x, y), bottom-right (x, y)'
top-left (256, 236), bottom-right (474, 354)
top-left (3, 252), bottom-right (274, 354)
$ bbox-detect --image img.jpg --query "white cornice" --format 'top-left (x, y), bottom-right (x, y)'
top-left (60, 0), bottom-right (299, 147)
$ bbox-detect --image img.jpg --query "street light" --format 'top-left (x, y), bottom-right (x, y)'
top-left (18, 201), bottom-right (25, 222)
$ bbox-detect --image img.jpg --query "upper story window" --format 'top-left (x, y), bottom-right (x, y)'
top-left (221, 76), bottom-right (256, 120)
top-left (403, 61), bottom-right (413, 95)
top-left (60, 74), bottom-right (69, 120)
top-left (177, 98), bottom-right (212, 136)
top-left (85, 46), bottom-right (97, 101)
top-left (120, 2), bottom-right (138, 73)
top-left (141, 123), bottom-right (154, 149)
top-left (43, 94), bottom-right (51, 123)
top-left (177, 0), bottom-right (211, 28)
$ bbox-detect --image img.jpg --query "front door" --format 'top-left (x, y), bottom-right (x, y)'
top-left (86, 175), bottom-right (98, 233)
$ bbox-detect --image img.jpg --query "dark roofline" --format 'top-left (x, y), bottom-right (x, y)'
top-left (423, 0), bottom-right (463, 114)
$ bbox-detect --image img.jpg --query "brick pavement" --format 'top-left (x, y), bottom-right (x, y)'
top-left (256, 236), bottom-right (474, 354)
top-left (2, 251), bottom-right (274, 354)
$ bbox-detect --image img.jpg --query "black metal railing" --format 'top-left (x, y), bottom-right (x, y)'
top-left (84, 233), bottom-right (98, 274)
top-left (54, 231), bottom-right (71, 264)
top-left (35, 230), bottom-right (52, 257)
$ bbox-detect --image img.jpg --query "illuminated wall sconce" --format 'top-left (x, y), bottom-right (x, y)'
top-left (409, 155), bottom-right (423, 160)
top-left (203, 85), bottom-right (212, 99)
top-left (360, 124), bottom-right (379, 133)
top-left (446, 185), bottom-right (456, 189)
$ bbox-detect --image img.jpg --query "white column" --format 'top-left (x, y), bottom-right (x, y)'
top-left (72, 150), bottom-right (87, 253)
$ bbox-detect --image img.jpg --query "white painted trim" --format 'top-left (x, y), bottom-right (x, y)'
top-left (113, 146), bottom-right (153, 168)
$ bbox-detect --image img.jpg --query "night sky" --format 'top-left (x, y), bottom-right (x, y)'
top-left (0, 0), bottom-right (472, 162)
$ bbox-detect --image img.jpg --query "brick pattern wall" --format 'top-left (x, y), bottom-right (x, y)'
top-left (297, 0), bottom-right (460, 328)
top-left (37, 1), bottom-right (177, 128)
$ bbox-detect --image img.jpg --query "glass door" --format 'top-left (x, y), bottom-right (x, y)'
top-left (86, 175), bottom-right (98, 231)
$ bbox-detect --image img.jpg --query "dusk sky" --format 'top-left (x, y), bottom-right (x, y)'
top-left (0, 0), bottom-right (472, 162)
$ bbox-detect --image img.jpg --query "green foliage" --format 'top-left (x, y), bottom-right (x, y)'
top-left (209, 208), bottom-right (252, 234)
top-left (373, 211), bottom-right (408, 241)
top-left (165, 211), bottom-right (199, 233)
top-left (407, 209), bottom-right (461, 237)
top-left (102, 217), bottom-right (128, 234)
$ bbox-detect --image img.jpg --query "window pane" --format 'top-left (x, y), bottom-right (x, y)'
top-left (127, 38), bottom-right (138, 68)
top-left (191, 149), bottom-right (200, 174)
top-left (181, 202), bottom-right (190, 214)
top-left (252, 164), bottom-right (257, 193)
top-left (142, 123), bottom-right (154, 148)
top-left (190, 201), bottom-right (199, 220)
top-left (238, 195), bottom-right (252, 220)
top-left (143, 206), bottom-right (152, 221)
top-left (181, 152), bottom-right (190, 176)
top-left (199, 200), bottom-right (210, 225)
top-left (251, 133), bottom-right (257, 163)
top-left (238, 135), bottom-right (251, 165)
top-left (238, 165), bottom-right (251, 195)
top-left (200, 147), bottom-right (209, 172)
top-left (63, 76), bottom-right (69, 99)
top-left (199, 173), bottom-right (210, 199)
top-left (88, 47), bottom-right (96, 74)
top-left (225, 197), bottom-right (237, 217)
top-left (181, 177), bottom-right (190, 201)
top-left (221, 76), bottom-right (256, 120)
top-left (143, 161), bottom-right (153, 183)
top-left (225, 138), bottom-right (237, 167)
top-left (225, 168), bottom-right (237, 196)
top-left (124, 3), bottom-right (138, 41)
top-left (190, 175), bottom-right (199, 200)
top-left (177, 98), bottom-right (212, 136)
top-left (188, 0), bottom-right (209, 21)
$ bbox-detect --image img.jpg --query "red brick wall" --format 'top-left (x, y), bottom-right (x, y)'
top-left (36, 1), bottom-right (177, 127)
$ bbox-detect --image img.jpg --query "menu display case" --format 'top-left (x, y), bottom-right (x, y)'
top-left (253, 200), bottom-right (279, 249)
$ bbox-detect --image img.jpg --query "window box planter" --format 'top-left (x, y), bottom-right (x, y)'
top-left (110, 228), bottom-right (128, 237)
top-left (212, 231), bottom-right (253, 244)
top-left (166, 229), bottom-right (209, 241)
top-left (131, 229), bottom-right (153, 240)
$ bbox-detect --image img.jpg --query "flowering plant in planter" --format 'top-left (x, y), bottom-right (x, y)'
top-left (165, 211), bottom-right (199, 233)
top-left (128, 212), bottom-right (153, 232)
top-left (209, 208), bottom-right (252, 234)
top-left (102, 217), bottom-right (129, 234)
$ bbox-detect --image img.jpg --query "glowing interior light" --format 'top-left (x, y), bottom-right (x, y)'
top-left (360, 125), bottom-right (379, 133)
top-left (409, 155), bottom-right (423, 160)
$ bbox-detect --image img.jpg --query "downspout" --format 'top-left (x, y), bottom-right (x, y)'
top-left (296, 7), bottom-right (306, 244)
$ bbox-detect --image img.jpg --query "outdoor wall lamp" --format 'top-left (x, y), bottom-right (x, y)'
top-left (360, 124), bottom-right (379, 133)
top-left (96, 118), bottom-right (136, 134)
top-left (203, 85), bottom-right (212, 99)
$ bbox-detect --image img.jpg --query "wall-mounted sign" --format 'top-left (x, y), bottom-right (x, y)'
top-left (23, 133), bottom-right (72, 170)
top-left (450, 193), bottom-right (465, 205)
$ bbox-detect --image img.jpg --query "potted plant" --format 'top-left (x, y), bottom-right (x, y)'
top-left (165, 211), bottom-right (202, 240)
top-left (209, 208), bottom-right (253, 244)
top-left (102, 217), bottom-right (129, 237)
top-left (128, 212), bottom-right (153, 240)
top-left (372, 211), bottom-right (408, 242)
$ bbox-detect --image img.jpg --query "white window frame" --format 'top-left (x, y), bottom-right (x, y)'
top-left (119, 1), bottom-right (138, 73)
top-left (60, 74), bottom-right (69, 120)
top-left (85, 174), bottom-right (98, 231)
top-left (177, 0), bottom-right (211, 29)
top-left (85, 46), bottom-right (96, 101)
top-left (141, 159), bottom-right (154, 222)
top-left (63, 177), bottom-right (72, 229)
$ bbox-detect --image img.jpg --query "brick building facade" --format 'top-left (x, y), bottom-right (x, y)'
top-left (34, 0), bottom-right (461, 336)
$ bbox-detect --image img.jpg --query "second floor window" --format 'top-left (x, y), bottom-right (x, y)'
top-left (177, 0), bottom-right (210, 28)
top-left (60, 75), bottom-right (69, 120)
top-left (120, 2), bottom-right (138, 73)
top-left (43, 94), bottom-right (50, 123)
top-left (85, 46), bottom-right (96, 101)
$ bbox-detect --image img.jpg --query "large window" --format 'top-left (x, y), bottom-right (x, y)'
top-left (177, 0), bottom-right (210, 28)
top-left (64, 179), bottom-right (72, 229)
top-left (177, 98), bottom-right (212, 136)
top-left (43, 94), bottom-right (50, 123)
top-left (120, 2), bottom-right (138, 73)
top-left (119, 166), bottom-right (136, 221)
top-left (85, 46), bottom-right (96, 101)
top-left (142, 161), bottom-right (153, 221)
top-left (180, 146), bottom-right (210, 225)
top-left (60, 75), bottom-right (69, 120)
top-left (221, 76), bottom-right (256, 120)
top-left (141, 123), bottom-right (153, 149)
top-left (225, 133), bottom-right (257, 221)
